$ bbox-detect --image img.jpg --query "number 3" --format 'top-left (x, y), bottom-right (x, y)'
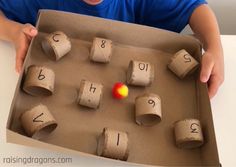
top-left (190, 123), bottom-right (199, 133)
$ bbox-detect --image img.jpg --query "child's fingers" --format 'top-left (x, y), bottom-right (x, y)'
top-left (200, 54), bottom-right (214, 83)
top-left (15, 24), bottom-right (36, 73)
top-left (208, 75), bottom-right (221, 99)
top-left (22, 23), bottom-right (38, 37)
top-left (15, 46), bottom-right (28, 73)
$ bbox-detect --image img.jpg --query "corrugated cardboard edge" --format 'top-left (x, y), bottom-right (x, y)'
top-left (6, 9), bottom-right (221, 167)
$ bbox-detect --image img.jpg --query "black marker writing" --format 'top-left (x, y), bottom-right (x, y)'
top-left (33, 113), bottom-right (44, 123)
top-left (190, 123), bottom-right (200, 133)
top-left (89, 84), bottom-right (96, 93)
top-left (148, 99), bottom-right (156, 107)
top-left (101, 40), bottom-right (106, 48)
top-left (183, 54), bottom-right (191, 63)
top-left (52, 33), bottom-right (60, 42)
top-left (117, 133), bottom-right (120, 146)
top-left (38, 69), bottom-right (45, 80)
top-left (138, 63), bottom-right (148, 71)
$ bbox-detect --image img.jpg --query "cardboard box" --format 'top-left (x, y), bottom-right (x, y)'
top-left (6, 10), bottom-right (220, 166)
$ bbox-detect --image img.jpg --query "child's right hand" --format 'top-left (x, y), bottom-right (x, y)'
top-left (13, 23), bottom-right (38, 73)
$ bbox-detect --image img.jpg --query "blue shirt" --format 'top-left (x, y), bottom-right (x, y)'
top-left (0, 0), bottom-right (207, 32)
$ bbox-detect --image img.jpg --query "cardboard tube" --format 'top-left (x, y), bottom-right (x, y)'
top-left (90, 37), bottom-right (112, 63)
top-left (42, 31), bottom-right (71, 61)
top-left (135, 93), bottom-right (162, 126)
top-left (168, 49), bottom-right (199, 79)
top-left (97, 128), bottom-right (129, 161)
top-left (20, 104), bottom-right (57, 139)
top-left (77, 80), bottom-right (103, 109)
top-left (174, 119), bottom-right (204, 149)
top-left (23, 65), bottom-right (55, 96)
top-left (127, 60), bottom-right (154, 86)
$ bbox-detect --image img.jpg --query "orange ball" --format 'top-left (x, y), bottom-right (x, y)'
top-left (112, 82), bottom-right (129, 99)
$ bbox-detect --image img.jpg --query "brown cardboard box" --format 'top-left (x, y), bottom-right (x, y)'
top-left (6, 10), bottom-right (220, 166)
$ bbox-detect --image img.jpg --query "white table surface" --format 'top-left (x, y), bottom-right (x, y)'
top-left (0, 36), bottom-right (236, 167)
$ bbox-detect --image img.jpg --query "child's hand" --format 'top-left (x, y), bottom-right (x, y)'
top-left (189, 4), bottom-right (224, 99)
top-left (13, 23), bottom-right (38, 73)
top-left (200, 49), bottom-right (224, 98)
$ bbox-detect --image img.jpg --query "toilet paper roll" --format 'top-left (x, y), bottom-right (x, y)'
top-left (20, 104), bottom-right (57, 139)
top-left (42, 31), bottom-right (71, 61)
top-left (127, 60), bottom-right (154, 86)
top-left (97, 128), bottom-right (129, 161)
top-left (174, 118), bottom-right (204, 149)
top-left (77, 80), bottom-right (103, 109)
top-left (90, 37), bottom-right (112, 63)
top-left (135, 93), bottom-right (162, 126)
top-left (168, 49), bottom-right (199, 79)
top-left (23, 65), bottom-right (55, 96)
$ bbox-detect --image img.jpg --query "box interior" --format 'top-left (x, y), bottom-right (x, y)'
top-left (7, 10), bottom-right (220, 167)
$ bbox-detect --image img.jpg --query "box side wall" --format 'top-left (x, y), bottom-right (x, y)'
top-left (37, 10), bottom-right (201, 55)
top-left (194, 47), bottom-right (220, 166)
top-left (6, 13), bottom-right (43, 129)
